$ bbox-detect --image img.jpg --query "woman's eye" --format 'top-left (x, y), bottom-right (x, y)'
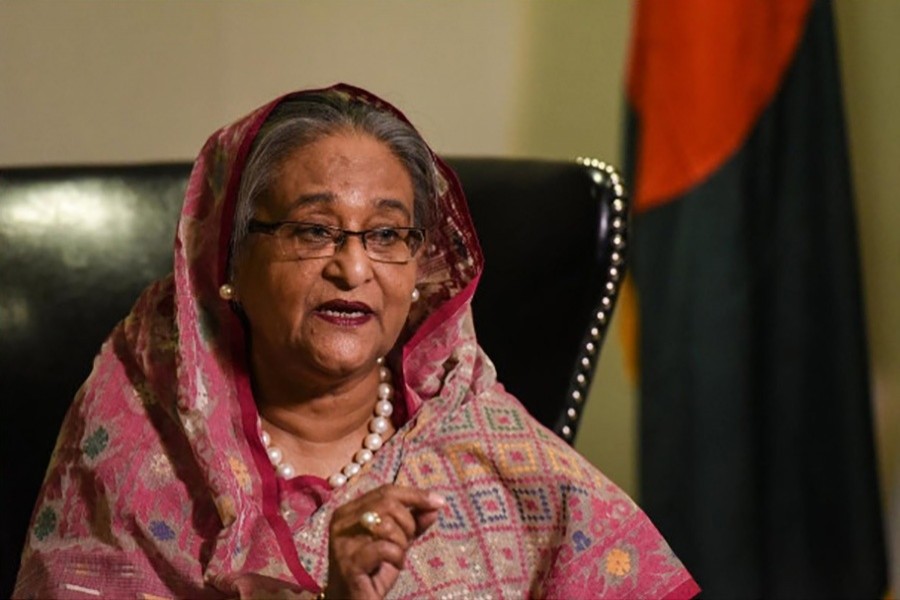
top-left (369, 228), bottom-right (401, 244)
top-left (295, 225), bottom-right (334, 242)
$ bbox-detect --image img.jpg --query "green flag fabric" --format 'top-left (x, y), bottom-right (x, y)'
top-left (627, 0), bottom-right (887, 597)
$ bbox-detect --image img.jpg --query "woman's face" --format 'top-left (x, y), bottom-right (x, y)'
top-left (232, 131), bottom-right (418, 381)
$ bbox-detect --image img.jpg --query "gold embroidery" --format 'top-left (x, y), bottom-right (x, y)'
top-left (605, 547), bottom-right (632, 577)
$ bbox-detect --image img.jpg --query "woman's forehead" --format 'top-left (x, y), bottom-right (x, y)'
top-left (263, 132), bottom-right (415, 218)
top-left (274, 192), bottom-right (413, 222)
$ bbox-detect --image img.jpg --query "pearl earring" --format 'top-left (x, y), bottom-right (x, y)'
top-left (411, 288), bottom-right (420, 302)
top-left (219, 284), bottom-right (235, 300)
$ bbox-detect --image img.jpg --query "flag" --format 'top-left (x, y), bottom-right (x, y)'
top-left (626, 0), bottom-right (888, 596)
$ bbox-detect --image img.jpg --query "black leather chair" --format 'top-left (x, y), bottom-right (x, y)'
top-left (0, 157), bottom-right (629, 595)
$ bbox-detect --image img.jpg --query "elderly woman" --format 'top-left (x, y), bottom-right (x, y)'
top-left (15, 85), bottom-right (698, 599)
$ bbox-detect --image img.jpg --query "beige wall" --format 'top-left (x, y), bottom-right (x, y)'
top-left (0, 0), bottom-right (638, 491)
top-left (1, 0), bottom-right (897, 583)
top-left (834, 1), bottom-right (900, 585)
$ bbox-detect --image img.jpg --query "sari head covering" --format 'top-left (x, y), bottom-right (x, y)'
top-left (15, 84), bottom-right (698, 599)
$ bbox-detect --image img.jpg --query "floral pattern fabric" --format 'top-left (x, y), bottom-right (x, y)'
top-left (15, 84), bottom-right (698, 599)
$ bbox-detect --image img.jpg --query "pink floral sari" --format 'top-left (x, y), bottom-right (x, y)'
top-left (15, 85), bottom-right (699, 599)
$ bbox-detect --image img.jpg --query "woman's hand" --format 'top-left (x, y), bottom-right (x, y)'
top-left (325, 484), bottom-right (445, 599)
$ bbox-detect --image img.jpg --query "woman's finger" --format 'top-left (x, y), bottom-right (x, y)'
top-left (332, 485), bottom-right (445, 541)
top-left (328, 538), bottom-right (405, 599)
top-left (373, 496), bottom-right (418, 540)
top-left (359, 511), bottom-right (410, 550)
top-left (326, 484), bottom-right (447, 598)
top-left (351, 538), bottom-right (407, 573)
top-left (375, 486), bottom-right (446, 513)
top-left (412, 506), bottom-right (441, 536)
top-left (366, 486), bottom-right (446, 541)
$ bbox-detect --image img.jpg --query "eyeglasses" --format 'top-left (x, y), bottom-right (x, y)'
top-left (248, 219), bottom-right (426, 264)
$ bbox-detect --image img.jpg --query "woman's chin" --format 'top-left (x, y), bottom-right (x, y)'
top-left (260, 325), bottom-right (397, 382)
top-left (300, 346), bottom-right (384, 380)
top-left (289, 326), bottom-right (396, 377)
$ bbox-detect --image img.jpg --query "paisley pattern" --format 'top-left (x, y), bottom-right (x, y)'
top-left (15, 85), bottom-right (698, 599)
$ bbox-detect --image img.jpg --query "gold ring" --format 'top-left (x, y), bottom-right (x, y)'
top-left (360, 510), bottom-right (382, 532)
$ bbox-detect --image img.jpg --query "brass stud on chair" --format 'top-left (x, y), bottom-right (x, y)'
top-left (567, 157), bottom-right (630, 446)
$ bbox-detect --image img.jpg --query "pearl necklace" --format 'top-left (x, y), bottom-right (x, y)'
top-left (259, 358), bottom-right (395, 488)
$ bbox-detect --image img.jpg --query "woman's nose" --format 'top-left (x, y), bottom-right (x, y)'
top-left (323, 235), bottom-right (374, 288)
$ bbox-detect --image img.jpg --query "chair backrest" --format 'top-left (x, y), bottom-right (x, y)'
top-left (0, 157), bottom-right (629, 595)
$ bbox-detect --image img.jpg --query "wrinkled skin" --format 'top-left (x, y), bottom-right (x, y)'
top-left (232, 131), bottom-right (442, 597)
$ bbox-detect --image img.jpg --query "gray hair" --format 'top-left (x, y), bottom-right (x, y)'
top-left (230, 91), bottom-right (439, 268)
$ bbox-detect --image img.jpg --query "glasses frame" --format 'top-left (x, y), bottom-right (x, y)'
top-left (247, 219), bottom-right (426, 264)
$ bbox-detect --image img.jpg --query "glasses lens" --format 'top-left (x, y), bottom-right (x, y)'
top-left (278, 223), bottom-right (336, 259)
top-left (272, 223), bottom-right (425, 263)
top-left (405, 229), bottom-right (425, 256)
top-left (366, 228), bottom-right (426, 263)
top-left (363, 228), bottom-right (412, 263)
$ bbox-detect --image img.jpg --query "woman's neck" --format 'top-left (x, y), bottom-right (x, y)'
top-left (249, 354), bottom-right (394, 480)
top-left (252, 357), bottom-right (379, 443)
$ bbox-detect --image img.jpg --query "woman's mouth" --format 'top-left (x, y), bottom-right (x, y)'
top-left (314, 300), bottom-right (374, 327)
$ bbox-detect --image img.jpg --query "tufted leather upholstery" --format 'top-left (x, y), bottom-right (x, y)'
top-left (0, 158), bottom-right (629, 594)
